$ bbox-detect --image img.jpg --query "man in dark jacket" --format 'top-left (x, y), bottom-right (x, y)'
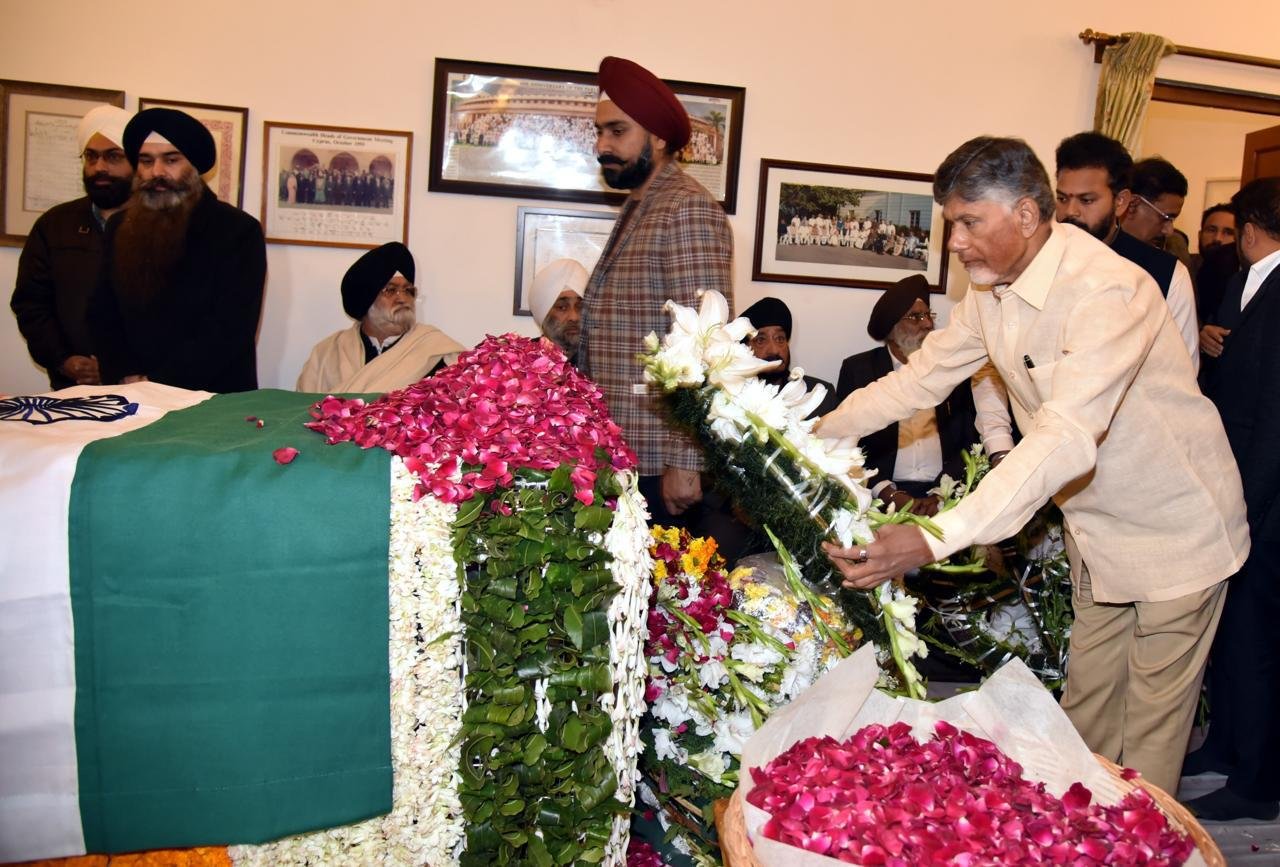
top-left (834, 274), bottom-right (978, 515)
top-left (740, 296), bottom-right (838, 418)
top-left (11, 105), bottom-right (133, 389)
top-left (1185, 177), bottom-right (1280, 822)
top-left (91, 108), bottom-right (266, 393)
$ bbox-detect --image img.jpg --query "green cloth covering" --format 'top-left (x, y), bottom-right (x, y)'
top-left (68, 390), bottom-right (393, 852)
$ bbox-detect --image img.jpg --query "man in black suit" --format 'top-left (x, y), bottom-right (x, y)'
top-left (741, 296), bottom-right (838, 419)
top-left (1185, 176), bottom-right (1280, 822)
top-left (834, 274), bottom-right (981, 515)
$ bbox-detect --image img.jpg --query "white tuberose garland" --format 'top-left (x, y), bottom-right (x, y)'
top-left (601, 470), bottom-right (654, 865)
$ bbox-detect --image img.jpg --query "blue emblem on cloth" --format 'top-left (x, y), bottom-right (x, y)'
top-left (0, 394), bottom-right (140, 425)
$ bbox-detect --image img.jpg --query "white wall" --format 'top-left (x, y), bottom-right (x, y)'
top-left (1142, 100), bottom-right (1278, 249)
top-left (3, 1), bottom-right (1280, 395)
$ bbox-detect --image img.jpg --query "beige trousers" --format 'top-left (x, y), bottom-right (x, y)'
top-left (1059, 557), bottom-right (1227, 795)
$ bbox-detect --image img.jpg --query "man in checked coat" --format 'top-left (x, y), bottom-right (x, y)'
top-left (578, 55), bottom-right (734, 526)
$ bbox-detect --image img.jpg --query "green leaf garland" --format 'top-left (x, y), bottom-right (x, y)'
top-left (452, 461), bottom-right (627, 866)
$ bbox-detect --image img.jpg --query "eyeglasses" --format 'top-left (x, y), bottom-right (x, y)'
top-left (903, 310), bottom-right (937, 322)
top-left (81, 148), bottom-right (129, 167)
top-left (381, 283), bottom-right (417, 299)
top-left (1134, 194), bottom-right (1177, 224)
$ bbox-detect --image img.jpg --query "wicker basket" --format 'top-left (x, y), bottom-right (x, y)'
top-left (715, 754), bottom-right (1224, 867)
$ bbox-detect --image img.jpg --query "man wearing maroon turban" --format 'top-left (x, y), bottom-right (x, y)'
top-left (578, 56), bottom-right (734, 526)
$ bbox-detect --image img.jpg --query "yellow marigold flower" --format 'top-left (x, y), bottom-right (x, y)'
top-left (745, 583), bottom-right (770, 601)
top-left (680, 552), bottom-right (701, 577)
top-left (654, 560), bottom-right (668, 582)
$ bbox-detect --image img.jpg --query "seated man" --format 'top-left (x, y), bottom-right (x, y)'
top-left (297, 242), bottom-right (465, 393)
top-left (834, 274), bottom-right (979, 514)
top-left (741, 296), bottom-right (838, 418)
top-left (528, 258), bottom-right (586, 364)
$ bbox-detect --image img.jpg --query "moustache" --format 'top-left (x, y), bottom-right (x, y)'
top-left (597, 155), bottom-right (625, 167)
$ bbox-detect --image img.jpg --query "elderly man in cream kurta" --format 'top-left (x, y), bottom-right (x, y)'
top-left (297, 242), bottom-right (464, 394)
top-left (817, 137), bottom-right (1249, 795)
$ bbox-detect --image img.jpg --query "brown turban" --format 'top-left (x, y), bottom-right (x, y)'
top-left (867, 274), bottom-right (930, 341)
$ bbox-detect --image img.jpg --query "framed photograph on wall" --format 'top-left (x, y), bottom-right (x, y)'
top-left (0, 79), bottom-right (125, 245)
top-left (513, 205), bottom-right (616, 315)
top-left (139, 97), bottom-right (248, 208)
top-left (261, 121), bottom-right (411, 249)
top-left (752, 159), bottom-right (950, 292)
top-left (430, 58), bottom-right (745, 213)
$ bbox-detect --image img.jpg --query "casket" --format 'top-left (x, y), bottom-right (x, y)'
top-left (1, 337), bottom-right (649, 866)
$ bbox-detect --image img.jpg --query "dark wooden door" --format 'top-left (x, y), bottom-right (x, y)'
top-left (1242, 123), bottom-right (1280, 183)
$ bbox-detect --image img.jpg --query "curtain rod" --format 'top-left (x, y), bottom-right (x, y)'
top-left (1079, 28), bottom-right (1280, 72)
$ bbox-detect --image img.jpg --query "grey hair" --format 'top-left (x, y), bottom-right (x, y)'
top-left (933, 136), bottom-right (1054, 221)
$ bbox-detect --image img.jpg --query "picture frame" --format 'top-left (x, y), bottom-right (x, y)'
top-left (752, 159), bottom-right (950, 292)
top-left (430, 58), bottom-right (745, 213)
top-left (0, 79), bottom-right (125, 245)
top-left (261, 121), bottom-right (411, 249)
top-left (138, 97), bottom-right (248, 208)
top-left (513, 205), bottom-right (617, 316)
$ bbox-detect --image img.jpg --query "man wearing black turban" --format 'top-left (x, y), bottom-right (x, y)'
top-left (740, 296), bottom-right (837, 418)
top-left (90, 108), bottom-right (266, 392)
top-left (296, 242), bottom-right (465, 394)
top-left (832, 275), bottom-right (981, 515)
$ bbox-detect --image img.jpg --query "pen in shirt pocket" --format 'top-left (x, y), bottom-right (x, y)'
top-left (1023, 354), bottom-right (1035, 370)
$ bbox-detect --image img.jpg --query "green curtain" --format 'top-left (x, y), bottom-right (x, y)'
top-left (1093, 33), bottom-right (1175, 154)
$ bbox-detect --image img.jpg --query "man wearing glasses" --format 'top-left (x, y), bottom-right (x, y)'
top-left (1121, 157), bottom-right (1188, 250)
top-left (297, 242), bottom-right (465, 394)
top-left (10, 105), bottom-right (133, 389)
top-left (832, 274), bottom-right (982, 516)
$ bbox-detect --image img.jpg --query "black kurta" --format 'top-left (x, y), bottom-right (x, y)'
top-left (91, 188), bottom-right (266, 393)
top-left (10, 197), bottom-right (105, 389)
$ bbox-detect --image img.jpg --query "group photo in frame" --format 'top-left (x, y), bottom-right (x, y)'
top-left (429, 58), bottom-right (745, 213)
top-left (0, 79), bottom-right (125, 244)
top-left (753, 159), bottom-right (950, 292)
top-left (513, 205), bottom-right (616, 315)
top-left (138, 97), bottom-right (248, 208)
top-left (261, 121), bottom-right (412, 249)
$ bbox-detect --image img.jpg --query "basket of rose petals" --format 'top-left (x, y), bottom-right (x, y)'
top-left (723, 645), bottom-right (1221, 866)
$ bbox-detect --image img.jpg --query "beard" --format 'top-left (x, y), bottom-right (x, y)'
top-left (366, 303), bottom-right (416, 338)
top-left (82, 171), bottom-right (132, 210)
top-left (758, 354), bottom-right (790, 385)
top-left (598, 139), bottom-right (654, 190)
top-left (541, 316), bottom-right (580, 355)
top-left (888, 323), bottom-right (926, 357)
top-left (111, 177), bottom-right (203, 306)
top-left (135, 167), bottom-right (203, 211)
top-left (1059, 214), bottom-right (1113, 242)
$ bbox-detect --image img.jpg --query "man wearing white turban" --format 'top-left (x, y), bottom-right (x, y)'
top-left (10, 104), bottom-right (133, 389)
top-left (529, 258), bottom-right (587, 363)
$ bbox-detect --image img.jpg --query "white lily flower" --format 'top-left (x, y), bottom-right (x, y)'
top-left (707, 390), bottom-right (750, 441)
top-left (777, 375), bottom-right (828, 424)
top-left (704, 337), bottom-right (780, 391)
top-left (829, 507), bottom-right (872, 548)
top-left (726, 377), bottom-right (790, 430)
